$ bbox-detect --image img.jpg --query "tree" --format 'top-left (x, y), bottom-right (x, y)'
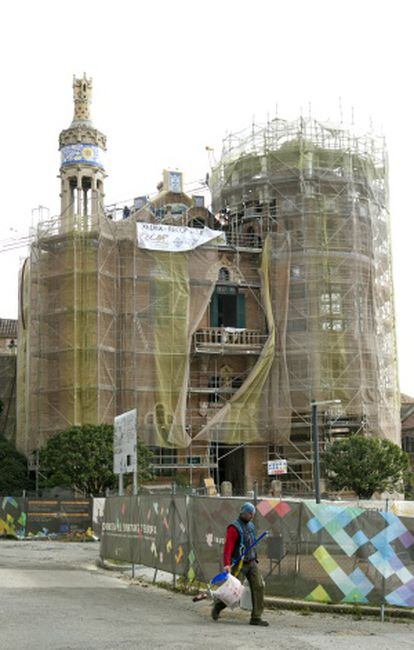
top-left (0, 435), bottom-right (32, 495)
top-left (324, 435), bottom-right (410, 499)
top-left (40, 424), bottom-right (153, 496)
top-left (0, 398), bottom-right (34, 495)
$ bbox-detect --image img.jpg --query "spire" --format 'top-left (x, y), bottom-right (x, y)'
top-left (71, 73), bottom-right (93, 125)
top-left (58, 75), bottom-right (107, 221)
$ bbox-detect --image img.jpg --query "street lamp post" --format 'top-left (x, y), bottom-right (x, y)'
top-left (311, 399), bottom-right (341, 504)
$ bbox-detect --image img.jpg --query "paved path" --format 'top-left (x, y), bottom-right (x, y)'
top-left (1, 540), bottom-right (414, 649)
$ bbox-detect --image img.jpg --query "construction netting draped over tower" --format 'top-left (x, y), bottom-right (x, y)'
top-left (193, 233), bottom-right (292, 444)
top-left (210, 117), bottom-right (400, 444)
top-left (116, 224), bottom-right (291, 448)
top-left (117, 222), bottom-right (220, 448)
top-left (17, 213), bottom-right (118, 453)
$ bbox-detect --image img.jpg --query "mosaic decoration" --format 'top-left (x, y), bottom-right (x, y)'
top-left (1, 497), bottom-right (93, 539)
top-left (61, 143), bottom-right (104, 168)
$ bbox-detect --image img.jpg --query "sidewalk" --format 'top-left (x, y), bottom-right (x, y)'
top-left (99, 558), bottom-right (414, 621)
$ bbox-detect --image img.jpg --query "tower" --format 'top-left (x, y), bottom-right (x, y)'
top-left (17, 76), bottom-right (117, 454)
top-left (59, 74), bottom-right (106, 229)
top-left (209, 116), bottom-right (400, 490)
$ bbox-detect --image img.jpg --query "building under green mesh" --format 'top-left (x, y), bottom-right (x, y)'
top-left (15, 78), bottom-right (400, 494)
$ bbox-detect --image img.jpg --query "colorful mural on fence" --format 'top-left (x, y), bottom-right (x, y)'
top-left (0, 497), bottom-right (26, 538)
top-left (101, 496), bottom-right (414, 608)
top-left (101, 496), bottom-right (190, 576)
top-left (0, 498), bottom-right (92, 538)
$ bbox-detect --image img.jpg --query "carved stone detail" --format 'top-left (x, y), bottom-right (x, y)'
top-left (72, 73), bottom-right (92, 122)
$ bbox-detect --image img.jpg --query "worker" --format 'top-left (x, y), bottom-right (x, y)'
top-left (123, 205), bottom-right (131, 219)
top-left (211, 502), bottom-right (269, 626)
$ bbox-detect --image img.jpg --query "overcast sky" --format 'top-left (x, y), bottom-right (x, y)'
top-left (1, 0), bottom-right (413, 395)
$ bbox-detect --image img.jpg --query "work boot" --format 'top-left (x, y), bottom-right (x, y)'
top-left (250, 618), bottom-right (269, 626)
top-left (211, 603), bottom-right (221, 621)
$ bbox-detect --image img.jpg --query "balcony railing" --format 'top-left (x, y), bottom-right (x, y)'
top-left (194, 327), bottom-right (267, 354)
top-left (189, 370), bottom-right (249, 393)
top-left (222, 233), bottom-right (263, 250)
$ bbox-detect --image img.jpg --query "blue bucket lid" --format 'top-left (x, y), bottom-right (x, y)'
top-left (211, 571), bottom-right (229, 586)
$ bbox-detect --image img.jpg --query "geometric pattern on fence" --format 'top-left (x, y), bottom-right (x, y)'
top-left (304, 504), bottom-right (414, 606)
top-left (100, 496), bottom-right (414, 608)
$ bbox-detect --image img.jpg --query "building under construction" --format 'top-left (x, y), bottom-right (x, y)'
top-left (16, 77), bottom-right (400, 494)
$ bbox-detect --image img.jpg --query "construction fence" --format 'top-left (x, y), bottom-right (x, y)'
top-left (0, 497), bottom-right (93, 538)
top-left (101, 495), bottom-right (414, 608)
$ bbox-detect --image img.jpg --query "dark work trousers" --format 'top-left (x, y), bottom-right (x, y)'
top-left (213, 561), bottom-right (264, 620)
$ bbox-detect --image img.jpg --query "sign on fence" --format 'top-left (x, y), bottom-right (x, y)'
top-left (267, 459), bottom-right (287, 475)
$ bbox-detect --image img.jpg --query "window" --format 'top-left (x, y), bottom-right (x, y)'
top-left (210, 290), bottom-right (245, 328)
top-left (322, 319), bottom-right (344, 332)
top-left (245, 226), bottom-right (261, 248)
top-left (320, 292), bottom-right (342, 315)
top-left (218, 267), bottom-right (230, 282)
top-left (403, 436), bottom-right (414, 453)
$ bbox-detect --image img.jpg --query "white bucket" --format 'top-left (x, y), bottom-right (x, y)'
top-left (212, 574), bottom-right (244, 607)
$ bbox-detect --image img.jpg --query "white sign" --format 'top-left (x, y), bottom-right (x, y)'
top-left (267, 459), bottom-right (288, 476)
top-left (137, 222), bottom-right (226, 252)
top-left (114, 409), bottom-right (137, 475)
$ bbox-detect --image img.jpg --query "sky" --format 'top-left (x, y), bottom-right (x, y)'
top-left (1, 0), bottom-right (413, 394)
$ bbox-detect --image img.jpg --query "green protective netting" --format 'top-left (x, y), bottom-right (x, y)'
top-left (16, 219), bottom-right (119, 455)
top-left (134, 245), bottom-right (219, 448)
top-left (16, 260), bottom-right (30, 452)
top-left (210, 118), bottom-right (400, 445)
top-left (194, 233), bottom-right (291, 444)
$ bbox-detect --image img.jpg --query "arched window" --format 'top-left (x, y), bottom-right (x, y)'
top-left (69, 177), bottom-right (77, 210)
top-left (218, 267), bottom-right (230, 282)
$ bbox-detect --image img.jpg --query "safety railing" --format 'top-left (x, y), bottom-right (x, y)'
top-left (221, 232), bottom-right (263, 249)
top-left (194, 327), bottom-right (267, 353)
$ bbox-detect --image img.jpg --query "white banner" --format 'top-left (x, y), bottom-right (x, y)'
top-left (137, 222), bottom-right (226, 252)
top-left (267, 459), bottom-right (288, 476)
top-left (114, 409), bottom-right (137, 475)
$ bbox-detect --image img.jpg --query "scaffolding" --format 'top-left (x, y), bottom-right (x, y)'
top-left (0, 323), bottom-right (17, 441)
top-left (16, 115), bottom-right (400, 495)
top-left (17, 209), bottom-right (118, 452)
top-left (209, 117), bottom-right (400, 472)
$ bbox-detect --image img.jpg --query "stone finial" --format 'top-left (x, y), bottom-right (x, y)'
top-left (72, 73), bottom-right (93, 123)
